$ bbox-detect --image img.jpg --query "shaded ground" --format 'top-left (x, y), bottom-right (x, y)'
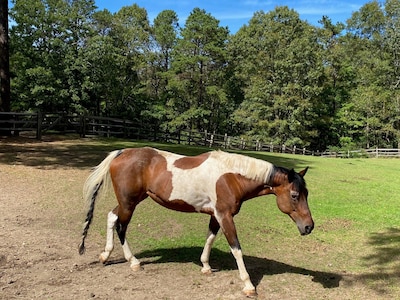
top-left (0, 136), bottom-right (396, 299)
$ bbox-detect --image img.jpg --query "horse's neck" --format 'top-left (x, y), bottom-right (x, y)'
top-left (268, 167), bottom-right (287, 187)
top-left (212, 151), bottom-right (274, 184)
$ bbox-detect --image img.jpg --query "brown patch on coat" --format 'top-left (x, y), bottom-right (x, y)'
top-left (146, 190), bottom-right (197, 212)
top-left (215, 173), bottom-right (266, 216)
top-left (173, 152), bottom-right (210, 169)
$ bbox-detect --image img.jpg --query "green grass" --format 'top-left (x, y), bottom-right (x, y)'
top-left (83, 139), bottom-right (400, 276)
top-left (3, 136), bottom-right (399, 297)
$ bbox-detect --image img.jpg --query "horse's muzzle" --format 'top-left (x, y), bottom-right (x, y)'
top-left (300, 223), bottom-right (314, 235)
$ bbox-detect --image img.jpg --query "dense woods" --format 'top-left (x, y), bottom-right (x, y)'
top-left (4, 0), bottom-right (400, 150)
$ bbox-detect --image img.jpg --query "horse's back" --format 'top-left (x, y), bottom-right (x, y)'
top-left (108, 147), bottom-right (217, 209)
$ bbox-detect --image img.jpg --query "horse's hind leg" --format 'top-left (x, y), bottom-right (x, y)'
top-left (115, 206), bottom-right (142, 271)
top-left (99, 208), bottom-right (118, 264)
top-left (99, 205), bottom-right (141, 270)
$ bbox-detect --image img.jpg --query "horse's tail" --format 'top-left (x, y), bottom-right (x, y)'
top-left (78, 149), bottom-right (123, 255)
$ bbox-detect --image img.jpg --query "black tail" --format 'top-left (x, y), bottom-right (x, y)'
top-left (78, 150), bottom-right (122, 255)
top-left (78, 181), bottom-right (103, 255)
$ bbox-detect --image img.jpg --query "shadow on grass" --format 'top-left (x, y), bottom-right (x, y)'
top-left (356, 227), bottom-right (400, 294)
top-left (0, 135), bottom-right (312, 170)
top-left (116, 247), bottom-right (342, 289)
top-left (0, 136), bottom-right (115, 168)
top-left (363, 227), bottom-right (400, 267)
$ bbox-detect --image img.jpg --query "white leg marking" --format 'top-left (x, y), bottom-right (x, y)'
top-left (201, 230), bottom-right (217, 274)
top-left (121, 239), bottom-right (142, 271)
top-left (99, 211), bottom-right (118, 263)
top-left (231, 247), bottom-right (256, 294)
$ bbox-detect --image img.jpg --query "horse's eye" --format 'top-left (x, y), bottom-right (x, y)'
top-left (290, 192), bottom-right (299, 201)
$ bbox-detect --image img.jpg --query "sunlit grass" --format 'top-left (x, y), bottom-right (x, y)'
top-left (82, 138), bottom-right (400, 293)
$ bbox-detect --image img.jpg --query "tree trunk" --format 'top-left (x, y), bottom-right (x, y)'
top-left (0, 0), bottom-right (10, 112)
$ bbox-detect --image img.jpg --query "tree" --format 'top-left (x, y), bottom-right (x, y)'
top-left (230, 7), bottom-right (325, 147)
top-left (0, 0), bottom-right (10, 112)
top-left (61, 0), bottom-right (98, 114)
top-left (316, 16), bottom-right (352, 149)
top-left (141, 10), bottom-right (179, 127)
top-left (166, 8), bottom-right (230, 132)
top-left (106, 4), bottom-right (152, 119)
top-left (153, 10), bottom-right (179, 74)
top-left (83, 9), bottom-right (120, 115)
top-left (343, 0), bottom-right (399, 148)
top-left (10, 0), bottom-right (98, 112)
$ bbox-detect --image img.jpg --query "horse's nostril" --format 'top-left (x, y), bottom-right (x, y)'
top-left (305, 225), bottom-right (314, 234)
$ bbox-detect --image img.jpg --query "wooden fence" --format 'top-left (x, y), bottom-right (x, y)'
top-left (0, 112), bottom-right (318, 154)
top-left (1, 112), bottom-right (399, 158)
top-left (321, 148), bottom-right (400, 158)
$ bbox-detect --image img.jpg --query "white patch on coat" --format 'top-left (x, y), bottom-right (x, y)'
top-left (155, 149), bottom-right (274, 212)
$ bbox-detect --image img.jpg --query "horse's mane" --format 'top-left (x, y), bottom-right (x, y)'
top-left (210, 150), bottom-right (274, 183)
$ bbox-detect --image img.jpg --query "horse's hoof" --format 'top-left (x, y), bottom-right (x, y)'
top-left (99, 252), bottom-right (109, 264)
top-left (201, 268), bottom-right (213, 275)
top-left (243, 289), bottom-right (257, 298)
top-left (130, 263), bottom-right (143, 271)
top-left (201, 268), bottom-right (219, 275)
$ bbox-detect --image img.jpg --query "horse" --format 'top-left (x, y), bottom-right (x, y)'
top-left (78, 147), bottom-right (314, 296)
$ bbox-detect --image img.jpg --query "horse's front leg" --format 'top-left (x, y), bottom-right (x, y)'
top-left (219, 214), bottom-right (256, 297)
top-left (200, 216), bottom-right (220, 274)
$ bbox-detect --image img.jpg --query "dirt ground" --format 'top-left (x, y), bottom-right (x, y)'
top-left (0, 136), bottom-right (395, 299)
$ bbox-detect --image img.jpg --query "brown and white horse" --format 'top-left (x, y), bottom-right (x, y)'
top-left (79, 147), bottom-right (314, 296)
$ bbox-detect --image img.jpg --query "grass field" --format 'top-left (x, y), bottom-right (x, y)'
top-left (79, 138), bottom-right (400, 296)
top-left (1, 135), bottom-right (400, 299)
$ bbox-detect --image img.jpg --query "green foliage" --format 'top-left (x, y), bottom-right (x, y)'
top-left (165, 8), bottom-right (230, 132)
top-left (8, 0), bottom-right (400, 150)
top-left (229, 7), bottom-right (324, 147)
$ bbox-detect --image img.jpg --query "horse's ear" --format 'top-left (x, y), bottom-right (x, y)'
top-left (298, 167), bottom-right (309, 177)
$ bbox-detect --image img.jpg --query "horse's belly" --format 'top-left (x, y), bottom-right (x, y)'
top-left (169, 184), bottom-right (215, 210)
top-left (147, 189), bottom-right (213, 213)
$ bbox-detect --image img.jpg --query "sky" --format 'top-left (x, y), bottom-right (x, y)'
top-left (94, 0), bottom-right (368, 33)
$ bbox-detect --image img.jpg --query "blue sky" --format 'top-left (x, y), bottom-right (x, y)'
top-left (95, 0), bottom-right (367, 33)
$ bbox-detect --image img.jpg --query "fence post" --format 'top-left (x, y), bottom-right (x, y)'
top-left (224, 133), bottom-right (228, 149)
top-left (293, 145), bottom-right (296, 154)
top-left (123, 119), bottom-right (126, 138)
top-left (303, 147), bottom-right (306, 155)
top-left (36, 111), bottom-right (42, 140)
top-left (204, 130), bottom-right (207, 146)
top-left (79, 115), bottom-right (85, 137)
top-left (210, 134), bottom-right (214, 148)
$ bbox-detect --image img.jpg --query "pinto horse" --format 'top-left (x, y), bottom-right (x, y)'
top-left (78, 147), bottom-right (314, 296)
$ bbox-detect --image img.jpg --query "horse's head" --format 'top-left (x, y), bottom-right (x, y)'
top-left (272, 167), bottom-right (314, 235)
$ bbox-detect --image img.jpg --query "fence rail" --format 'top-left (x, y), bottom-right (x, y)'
top-left (321, 148), bottom-right (400, 158)
top-left (1, 112), bottom-right (399, 158)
